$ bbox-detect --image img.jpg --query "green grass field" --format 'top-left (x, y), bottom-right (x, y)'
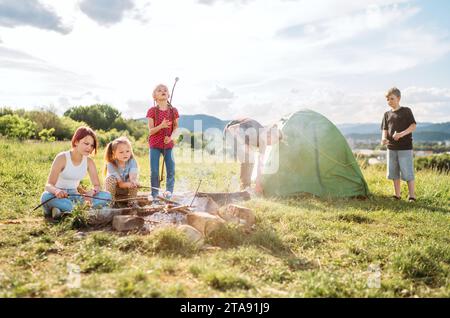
top-left (0, 140), bottom-right (449, 297)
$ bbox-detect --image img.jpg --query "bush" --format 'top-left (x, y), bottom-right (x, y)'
top-left (58, 116), bottom-right (88, 140)
top-left (38, 128), bottom-right (56, 142)
top-left (64, 104), bottom-right (121, 131)
top-left (0, 114), bottom-right (37, 140)
top-left (24, 110), bottom-right (61, 139)
top-left (415, 154), bottom-right (450, 173)
top-left (0, 107), bottom-right (15, 117)
top-left (96, 129), bottom-right (136, 147)
top-left (25, 109), bottom-right (87, 140)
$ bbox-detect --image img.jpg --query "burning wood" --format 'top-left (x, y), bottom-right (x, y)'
top-left (88, 190), bottom-right (254, 240)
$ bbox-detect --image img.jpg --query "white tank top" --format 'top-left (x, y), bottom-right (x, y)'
top-left (55, 151), bottom-right (88, 189)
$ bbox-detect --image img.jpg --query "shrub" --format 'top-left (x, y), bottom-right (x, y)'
top-left (38, 128), bottom-right (56, 142)
top-left (0, 114), bottom-right (37, 140)
top-left (0, 107), bottom-right (15, 117)
top-left (415, 154), bottom-right (450, 173)
top-left (24, 110), bottom-right (61, 139)
top-left (57, 116), bottom-right (88, 140)
top-left (96, 129), bottom-right (136, 147)
top-left (64, 104), bottom-right (121, 131)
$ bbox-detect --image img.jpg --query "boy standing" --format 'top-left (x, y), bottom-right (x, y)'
top-left (381, 87), bottom-right (417, 201)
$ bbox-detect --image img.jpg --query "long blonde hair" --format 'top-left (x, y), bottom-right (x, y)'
top-left (103, 136), bottom-right (137, 176)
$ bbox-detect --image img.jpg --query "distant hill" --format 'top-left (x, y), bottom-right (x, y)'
top-left (138, 114), bottom-right (230, 132)
top-left (346, 131), bottom-right (450, 142)
top-left (178, 114), bottom-right (230, 132)
top-left (338, 122), bottom-right (450, 142)
top-left (337, 122), bottom-right (449, 135)
top-left (137, 114), bottom-right (449, 139)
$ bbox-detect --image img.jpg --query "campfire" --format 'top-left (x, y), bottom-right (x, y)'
top-left (88, 191), bottom-right (254, 244)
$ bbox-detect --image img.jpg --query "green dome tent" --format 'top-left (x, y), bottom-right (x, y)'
top-left (261, 109), bottom-right (369, 198)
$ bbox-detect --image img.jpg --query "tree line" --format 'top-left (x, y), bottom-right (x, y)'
top-left (0, 104), bottom-right (147, 146)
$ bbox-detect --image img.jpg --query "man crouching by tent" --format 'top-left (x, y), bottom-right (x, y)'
top-left (224, 118), bottom-right (282, 194)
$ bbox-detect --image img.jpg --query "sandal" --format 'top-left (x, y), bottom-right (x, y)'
top-left (392, 195), bottom-right (401, 200)
top-left (408, 197), bottom-right (417, 202)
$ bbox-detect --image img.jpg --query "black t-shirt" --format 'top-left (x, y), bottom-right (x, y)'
top-left (381, 106), bottom-right (416, 150)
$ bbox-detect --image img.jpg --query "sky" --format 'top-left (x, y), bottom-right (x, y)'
top-left (1, 0), bottom-right (450, 125)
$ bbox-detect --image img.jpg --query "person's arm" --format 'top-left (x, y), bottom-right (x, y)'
top-left (381, 130), bottom-right (389, 145)
top-left (106, 162), bottom-right (128, 189)
top-left (45, 154), bottom-right (68, 198)
top-left (128, 159), bottom-right (139, 187)
top-left (148, 117), bottom-right (170, 136)
top-left (87, 157), bottom-right (101, 194)
top-left (114, 172), bottom-right (132, 189)
top-left (165, 109), bottom-right (179, 144)
top-left (380, 113), bottom-right (389, 145)
top-left (165, 118), bottom-right (180, 144)
top-left (393, 123), bottom-right (416, 141)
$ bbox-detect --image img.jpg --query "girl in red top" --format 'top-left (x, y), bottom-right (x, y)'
top-left (146, 84), bottom-right (179, 199)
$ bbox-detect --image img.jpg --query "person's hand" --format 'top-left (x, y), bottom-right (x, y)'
top-left (130, 181), bottom-right (139, 188)
top-left (92, 185), bottom-right (100, 195)
top-left (55, 189), bottom-right (68, 198)
top-left (164, 136), bottom-right (172, 144)
top-left (393, 131), bottom-right (403, 141)
top-left (85, 189), bottom-right (96, 202)
top-left (255, 183), bottom-right (263, 195)
top-left (160, 119), bottom-right (171, 129)
top-left (254, 177), bottom-right (263, 195)
top-left (381, 138), bottom-right (389, 145)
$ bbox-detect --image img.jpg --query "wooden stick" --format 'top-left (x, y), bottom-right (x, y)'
top-left (157, 195), bottom-right (181, 206)
top-left (190, 179), bottom-right (202, 207)
top-left (166, 205), bottom-right (191, 213)
top-left (32, 196), bottom-right (56, 211)
top-left (32, 193), bottom-right (112, 211)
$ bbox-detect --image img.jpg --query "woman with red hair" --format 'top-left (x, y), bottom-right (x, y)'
top-left (40, 126), bottom-right (112, 219)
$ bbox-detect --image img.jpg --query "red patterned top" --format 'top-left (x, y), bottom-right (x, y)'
top-left (146, 106), bottom-right (179, 149)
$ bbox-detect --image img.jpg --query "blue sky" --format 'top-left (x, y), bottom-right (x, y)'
top-left (0, 0), bottom-right (449, 124)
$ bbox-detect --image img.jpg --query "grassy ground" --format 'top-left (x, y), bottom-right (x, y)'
top-left (0, 139), bottom-right (449, 297)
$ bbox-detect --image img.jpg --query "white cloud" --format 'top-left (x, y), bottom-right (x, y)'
top-left (0, 0), bottom-right (71, 34)
top-left (79, 0), bottom-right (135, 26)
top-left (0, 0), bottom-right (449, 124)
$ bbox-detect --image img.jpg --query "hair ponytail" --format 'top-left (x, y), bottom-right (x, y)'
top-left (103, 141), bottom-right (114, 176)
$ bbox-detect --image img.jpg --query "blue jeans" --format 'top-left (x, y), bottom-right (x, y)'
top-left (40, 189), bottom-right (112, 217)
top-left (150, 148), bottom-right (175, 198)
top-left (387, 149), bottom-right (415, 181)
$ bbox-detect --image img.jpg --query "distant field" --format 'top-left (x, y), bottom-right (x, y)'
top-left (0, 140), bottom-right (449, 297)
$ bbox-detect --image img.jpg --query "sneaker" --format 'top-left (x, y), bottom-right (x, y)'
top-left (163, 191), bottom-right (172, 199)
top-left (51, 207), bottom-right (62, 219)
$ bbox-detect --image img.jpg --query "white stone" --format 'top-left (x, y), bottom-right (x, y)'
top-left (186, 212), bottom-right (225, 236)
top-left (219, 204), bottom-right (256, 230)
top-left (177, 224), bottom-right (204, 245)
top-left (112, 215), bottom-right (144, 232)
